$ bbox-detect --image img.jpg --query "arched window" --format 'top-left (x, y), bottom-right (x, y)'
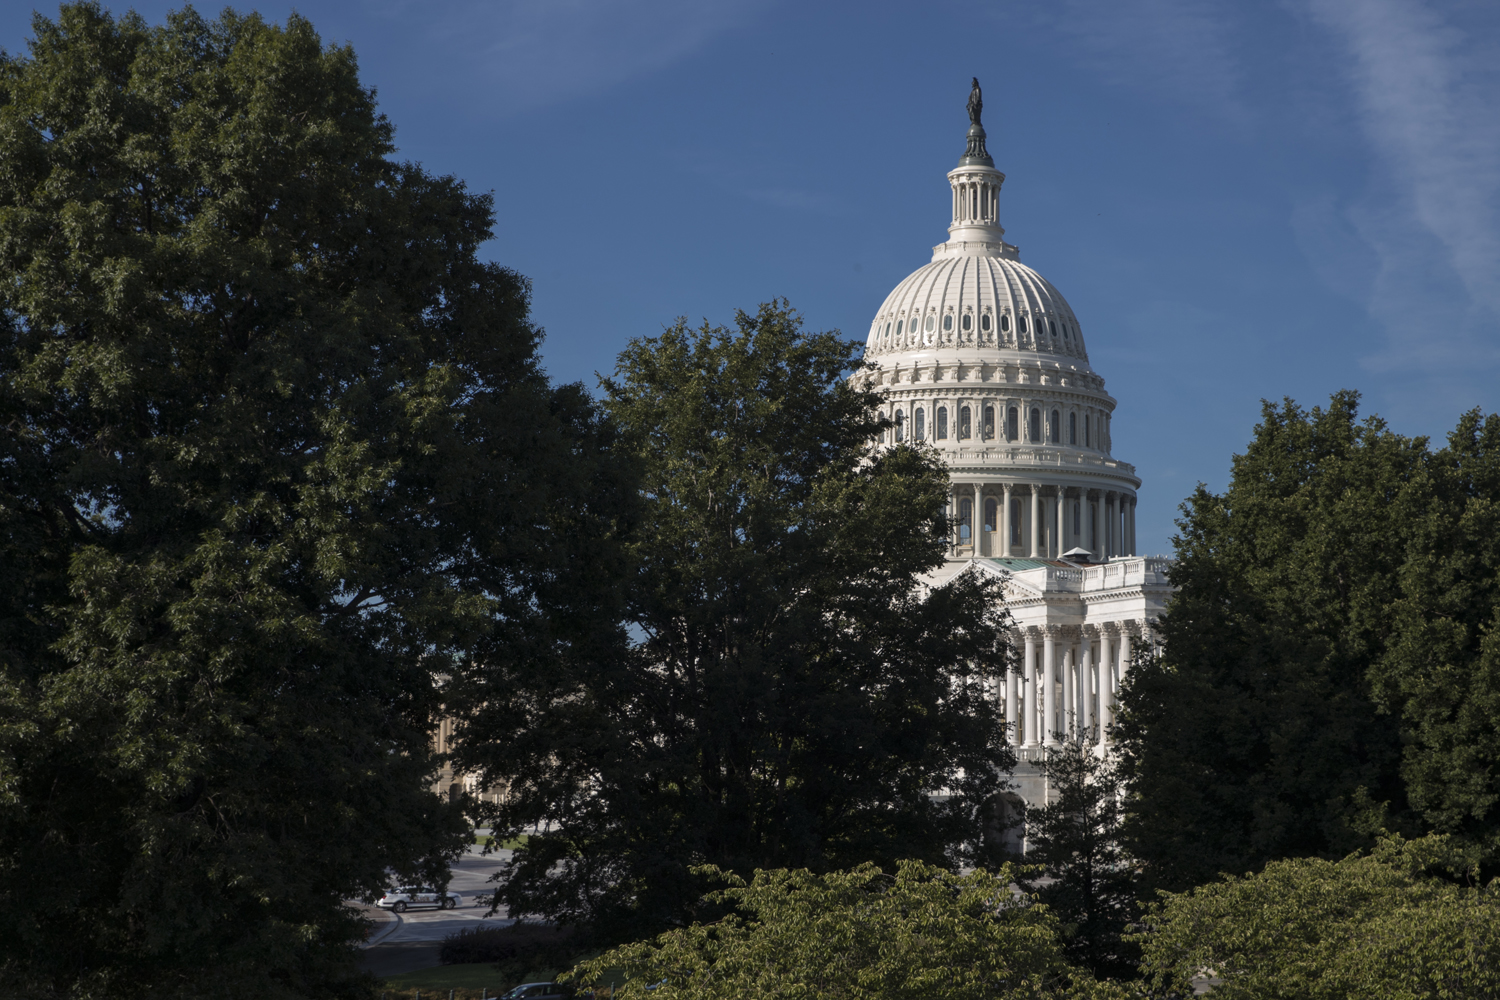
top-left (1069, 411), bottom-right (1077, 444)
top-left (959, 498), bottom-right (973, 541)
top-left (943, 314), bottom-right (953, 331)
top-left (914, 407), bottom-right (926, 441)
top-left (981, 313), bottom-right (992, 332)
top-left (1050, 410), bottom-right (1060, 443)
top-left (983, 405), bottom-right (995, 439)
top-left (959, 406), bottom-right (972, 439)
top-left (1029, 408), bottom-right (1042, 443)
top-left (984, 498), bottom-right (998, 532)
top-left (936, 406), bottom-right (948, 440)
top-left (1001, 314), bottom-right (1010, 332)
top-left (1084, 412), bottom-right (1091, 447)
top-left (1006, 406), bottom-right (1019, 441)
top-left (895, 410), bottom-right (905, 443)
top-left (961, 313), bottom-right (972, 331)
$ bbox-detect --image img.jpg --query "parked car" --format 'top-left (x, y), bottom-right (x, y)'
top-left (375, 886), bottom-right (462, 913)
top-left (495, 984), bottom-right (575, 999)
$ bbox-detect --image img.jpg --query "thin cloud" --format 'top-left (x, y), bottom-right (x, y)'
top-left (368, 0), bottom-right (769, 114)
top-left (1304, 0), bottom-right (1500, 375)
top-left (1032, 0), bottom-right (1248, 127)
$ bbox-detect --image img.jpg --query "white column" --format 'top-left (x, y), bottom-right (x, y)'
top-left (1097, 629), bottom-right (1115, 748)
top-left (1063, 643), bottom-right (1076, 739)
top-left (1022, 633), bottom-right (1038, 747)
top-left (1043, 630), bottom-right (1058, 747)
top-left (1128, 498), bottom-right (1137, 556)
top-left (1120, 627), bottom-right (1134, 689)
top-left (1029, 486), bottom-right (1041, 559)
top-left (1056, 488), bottom-right (1066, 557)
top-left (1000, 483), bottom-right (1012, 558)
top-left (1005, 638), bottom-right (1020, 746)
top-left (1091, 491), bottom-right (1102, 560)
top-left (974, 482), bottom-right (983, 555)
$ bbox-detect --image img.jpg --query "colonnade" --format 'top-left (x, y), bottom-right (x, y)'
top-left (1003, 622), bottom-right (1143, 748)
top-left (950, 482), bottom-right (1136, 559)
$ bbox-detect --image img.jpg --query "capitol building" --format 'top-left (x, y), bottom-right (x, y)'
top-left (860, 83), bottom-right (1172, 819)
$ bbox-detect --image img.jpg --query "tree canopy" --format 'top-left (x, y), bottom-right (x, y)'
top-left (568, 860), bottom-right (1115, 1000)
top-left (0, 5), bottom-right (618, 997)
top-left (1117, 391), bottom-right (1500, 892)
top-left (451, 302), bottom-right (1015, 937)
top-left (1135, 835), bottom-right (1500, 999)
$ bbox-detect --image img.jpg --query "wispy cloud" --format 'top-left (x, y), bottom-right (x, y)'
top-left (1302, 0), bottom-right (1500, 379)
top-left (367, 0), bottom-right (768, 114)
top-left (1033, 0), bottom-right (1247, 127)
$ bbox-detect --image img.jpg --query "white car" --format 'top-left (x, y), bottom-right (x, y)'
top-left (376, 886), bottom-right (462, 913)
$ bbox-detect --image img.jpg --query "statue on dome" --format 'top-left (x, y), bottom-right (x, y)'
top-left (967, 77), bottom-right (983, 126)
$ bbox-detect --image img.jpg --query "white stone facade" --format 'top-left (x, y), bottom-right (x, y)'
top-left (860, 94), bottom-right (1173, 830)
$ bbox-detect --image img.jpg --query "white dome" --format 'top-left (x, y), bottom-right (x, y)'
top-left (867, 252), bottom-right (1092, 371)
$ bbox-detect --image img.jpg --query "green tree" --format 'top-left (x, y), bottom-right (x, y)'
top-left (1117, 391), bottom-right (1500, 893)
top-left (1017, 740), bottom-right (1138, 979)
top-left (452, 303), bottom-right (1015, 937)
top-left (1135, 835), bottom-right (1500, 999)
top-left (0, 5), bottom-right (620, 997)
top-left (568, 860), bottom-right (1118, 1000)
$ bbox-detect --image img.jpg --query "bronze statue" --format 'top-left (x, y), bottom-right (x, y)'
top-left (967, 77), bottom-right (983, 127)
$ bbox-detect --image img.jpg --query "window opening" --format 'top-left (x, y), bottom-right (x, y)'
top-left (1073, 501), bottom-right (1081, 536)
top-left (959, 406), bottom-right (971, 439)
top-left (1069, 411), bottom-right (1077, 444)
top-left (895, 410), bottom-right (905, 443)
top-left (1050, 410), bottom-right (1060, 443)
top-left (937, 407), bottom-right (948, 440)
top-left (984, 498), bottom-right (997, 532)
top-left (1029, 408), bottom-right (1041, 443)
top-left (914, 407), bottom-right (925, 441)
top-left (1084, 414), bottom-right (1091, 447)
top-left (924, 315), bottom-right (935, 332)
top-left (981, 313), bottom-right (992, 332)
top-left (961, 313), bottom-right (972, 331)
top-left (1007, 407), bottom-right (1018, 441)
top-left (984, 406), bottom-right (995, 439)
top-left (1001, 314), bottom-right (1010, 332)
top-left (1020, 315), bottom-right (1028, 333)
top-left (959, 498), bottom-right (973, 541)
top-left (943, 314), bottom-right (953, 331)
top-left (1010, 500), bottom-right (1023, 545)
top-left (896, 319), bottom-right (903, 336)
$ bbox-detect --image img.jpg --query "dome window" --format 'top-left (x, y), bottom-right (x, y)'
top-left (896, 319), bottom-right (904, 336)
top-left (1019, 315), bottom-right (1028, 333)
top-left (1049, 320), bottom-right (1056, 336)
top-left (1084, 413), bottom-right (1091, 447)
top-left (937, 406), bottom-right (948, 440)
top-left (1050, 409), bottom-right (1060, 443)
top-left (1069, 412), bottom-right (1077, 445)
top-left (895, 410), bottom-right (905, 443)
top-left (959, 497), bottom-right (973, 541)
top-left (983, 405), bottom-right (995, 439)
top-left (914, 407), bottom-right (926, 441)
top-left (959, 406), bottom-right (972, 440)
top-left (981, 313), bottom-right (992, 332)
top-left (1000, 314), bottom-right (1010, 333)
top-left (984, 498), bottom-right (998, 533)
top-left (1029, 408), bottom-right (1041, 443)
top-left (924, 314), bottom-right (935, 332)
top-left (943, 314), bottom-right (953, 332)
top-left (1006, 406), bottom-right (1019, 441)
top-left (961, 313), bottom-right (972, 331)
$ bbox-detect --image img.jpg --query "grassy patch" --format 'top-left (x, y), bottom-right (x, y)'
top-left (380, 959), bottom-right (623, 999)
top-left (474, 834), bottom-right (528, 850)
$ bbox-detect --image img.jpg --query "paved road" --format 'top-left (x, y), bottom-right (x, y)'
top-left (360, 845), bottom-right (516, 977)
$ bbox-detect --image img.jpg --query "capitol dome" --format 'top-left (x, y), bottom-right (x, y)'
top-left (862, 82), bottom-right (1140, 565)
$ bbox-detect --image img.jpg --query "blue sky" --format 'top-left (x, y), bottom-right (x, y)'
top-left (6, 0), bottom-right (1499, 555)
